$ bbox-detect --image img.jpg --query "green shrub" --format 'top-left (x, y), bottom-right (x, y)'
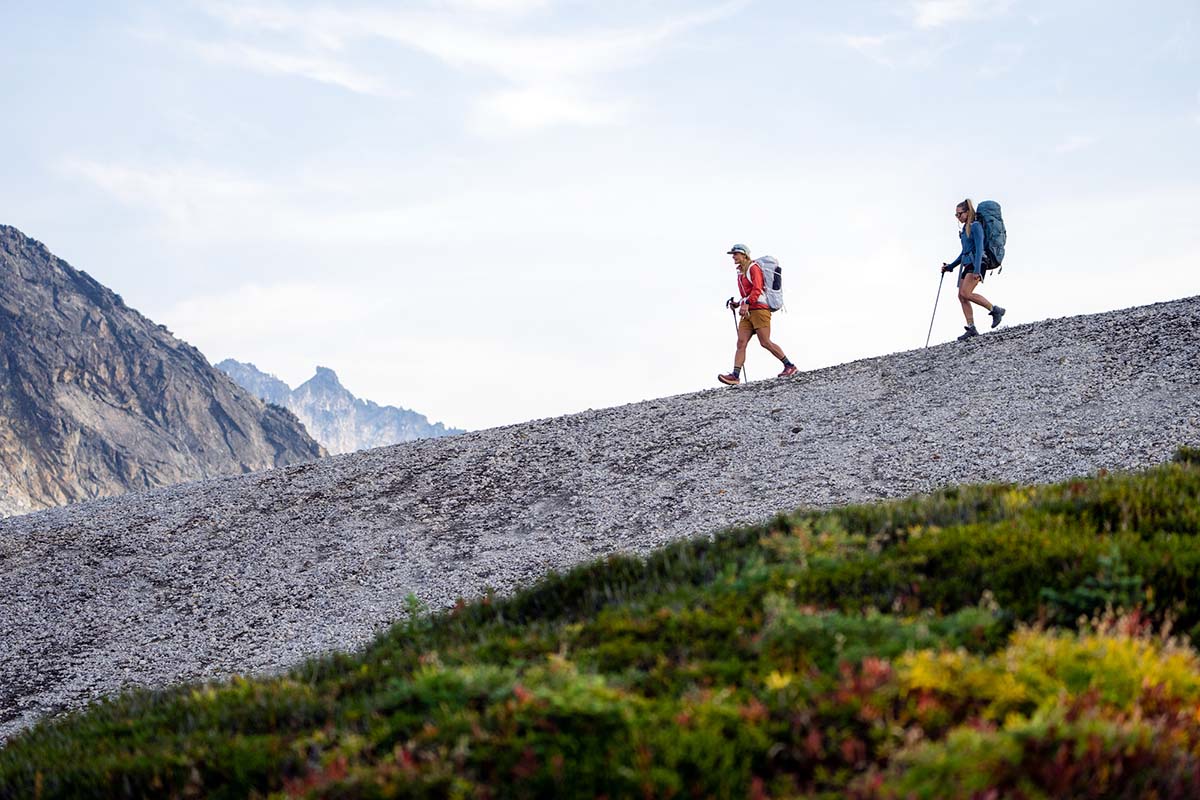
top-left (4, 457), bottom-right (1200, 798)
top-left (1039, 544), bottom-right (1149, 623)
top-left (1173, 444), bottom-right (1200, 465)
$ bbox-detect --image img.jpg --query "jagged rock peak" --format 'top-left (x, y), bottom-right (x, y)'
top-left (304, 366), bottom-right (345, 391)
top-left (0, 225), bottom-right (325, 517)
top-left (214, 359), bottom-right (292, 406)
top-left (313, 366), bottom-right (339, 380)
top-left (219, 359), bottom-right (463, 455)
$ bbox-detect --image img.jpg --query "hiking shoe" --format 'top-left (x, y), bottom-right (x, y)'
top-left (778, 365), bottom-right (798, 378)
top-left (718, 372), bottom-right (740, 386)
top-left (956, 325), bottom-right (979, 341)
top-left (989, 305), bottom-right (1006, 329)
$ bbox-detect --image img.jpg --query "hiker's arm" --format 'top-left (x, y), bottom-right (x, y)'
top-left (743, 265), bottom-right (764, 307)
top-left (970, 222), bottom-right (985, 272)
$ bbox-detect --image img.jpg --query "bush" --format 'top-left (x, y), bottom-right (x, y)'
top-left (1173, 444), bottom-right (1200, 465)
top-left (5, 458), bottom-right (1200, 798)
top-left (873, 629), bottom-right (1200, 799)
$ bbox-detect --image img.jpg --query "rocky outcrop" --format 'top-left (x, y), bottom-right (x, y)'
top-left (1, 295), bottom-right (1198, 741)
top-left (217, 360), bottom-right (462, 454)
top-left (0, 225), bottom-right (325, 517)
top-left (214, 360), bottom-right (292, 407)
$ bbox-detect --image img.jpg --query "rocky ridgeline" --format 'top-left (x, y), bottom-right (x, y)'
top-left (0, 226), bottom-right (325, 517)
top-left (217, 360), bottom-right (462, 455)
top-left (1, 296), bottom-right (1198, 741)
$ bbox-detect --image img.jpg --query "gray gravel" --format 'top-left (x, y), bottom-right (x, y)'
top-left (2, 296), bottom-right (1199, 743)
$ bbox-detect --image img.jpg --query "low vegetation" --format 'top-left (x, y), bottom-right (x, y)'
top-left (4, 448), bottom-right (1200, 798)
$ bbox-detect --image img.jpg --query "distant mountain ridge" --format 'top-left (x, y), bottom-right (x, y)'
top-left (0, 225), bottom-right (324, 517)
top-left (217, 360), bottom-right (462, 454)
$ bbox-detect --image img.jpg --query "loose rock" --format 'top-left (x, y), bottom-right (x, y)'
top-left (1, 296), bottom-right (1198, 742)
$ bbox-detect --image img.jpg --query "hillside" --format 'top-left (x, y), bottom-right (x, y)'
top-left (3, 453), bottom-right (1200, 796)
top-left (0, 295), bottom-right (1198, 746)
top-left (0, 225), bottom-right (325, 517)
top-left (217, 360), bottom-right (463, 454)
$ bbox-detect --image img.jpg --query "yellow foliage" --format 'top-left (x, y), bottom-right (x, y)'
top-left (764, 670), bottom-right (794, 690)
top-left (901, 649), bottom-right (969, 692)
top-left (899, 625), bottom-right (1200, 721)
top-left (189, 686), bottom-right (218, 704)
top-left (1000, 487), bottom-right (1033, 514)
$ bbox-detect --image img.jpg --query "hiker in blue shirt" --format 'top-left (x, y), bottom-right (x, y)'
top-left (942, 199), bottom-right (1005, 340)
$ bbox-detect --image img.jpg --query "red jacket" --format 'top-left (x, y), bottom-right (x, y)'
top-left (737, 263), bottom-right (770, 311)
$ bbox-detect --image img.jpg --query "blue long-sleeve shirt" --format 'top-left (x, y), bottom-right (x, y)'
top-left (946, 220), bottom-right (985, 274)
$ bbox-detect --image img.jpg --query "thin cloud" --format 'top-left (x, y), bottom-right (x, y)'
top-left (834, 30), bottom-right (952, 70)
top-left (839, 0), bottom-right (1008, 68)
top-left (59, 157), bottom-right (355, 243)
top-left (191, 40), bottom-right (395, 96)
top-left (473, 85), bottom-right (627, 132)
top-left (839, 33), bottom-right (901, 68)
top-left (59, 158), bottom-right (271, 230)
top-left (907, 0), bottom-right (1016, 29)
top-left (191, 1), bottom-right (747, 130)
top-left (909, 0), bottom-right (983, 29)
top-left (1055, 135), bottom-right (1097, 154)
top-left (435, 0), bottom-right (550, 13)
top-left (977, 40), bottom-right (1026, 77)
top-left (374, 3), bottom-right (747, 83)
top-left (162, 281), bottom-right (387, 344)
top-left (1155, 17), bottom-right (1195, 62)
top-left (58, 156), bottom-right (612, 245)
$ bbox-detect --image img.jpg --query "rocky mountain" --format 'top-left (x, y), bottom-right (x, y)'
top-left (217, 360), bottom-right (462, 454)
top-left (0, 225), bottom-right (325, 517)
top-left (214, 360), bottom-right (292, 407)
top-left (2, 295), bottom-right (1198, 740)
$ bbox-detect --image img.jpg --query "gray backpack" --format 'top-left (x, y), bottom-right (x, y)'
top-left (753, 256), bottom-right (784, 311)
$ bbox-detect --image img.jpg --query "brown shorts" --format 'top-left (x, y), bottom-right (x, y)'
top-left (738, 308), bottom-right (772, 333)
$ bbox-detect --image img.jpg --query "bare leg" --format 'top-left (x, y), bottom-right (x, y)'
top-left (957, 272), bottom-right (992, 326)
top-left (734, 325), bottom-right (753, 368)
top-left (755, 327), bottom-right (789, 362)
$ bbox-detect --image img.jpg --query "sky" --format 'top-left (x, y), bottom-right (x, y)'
top-left (2, 1), bottom-right (1197, 431)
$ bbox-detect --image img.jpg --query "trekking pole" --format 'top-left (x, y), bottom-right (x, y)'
top-left (925, 270), bottom-right (947, 348)
top-left (729, 304), bottom-right (748, 382)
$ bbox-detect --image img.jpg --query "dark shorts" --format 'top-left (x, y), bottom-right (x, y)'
top-left (958, 250), bottom-right (995, 286)
top-left (955, 251), bottom-right (993, 289)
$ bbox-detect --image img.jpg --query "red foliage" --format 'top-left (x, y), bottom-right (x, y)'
top-left (740, 697), bottom-right (770, 724)
top-left (395, 745), bottom-right (418, 775)
top-left (839, 736), bottom-right (867, 768)
top-left (803, 727), bottom-right (823, 759)
top-left (280, 755), bottom-right (349, 798)
top-left (511, 747), bottom-right (539, 780)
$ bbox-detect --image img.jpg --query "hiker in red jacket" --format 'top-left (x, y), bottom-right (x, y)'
top-left (718, 244), bottom-right (797, 385)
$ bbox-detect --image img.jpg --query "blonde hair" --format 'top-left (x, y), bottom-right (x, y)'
top-left (957, 198), bottom-right (976, 230)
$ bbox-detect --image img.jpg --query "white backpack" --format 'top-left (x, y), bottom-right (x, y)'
top-left (751, 256), bottom-right (784, 311)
